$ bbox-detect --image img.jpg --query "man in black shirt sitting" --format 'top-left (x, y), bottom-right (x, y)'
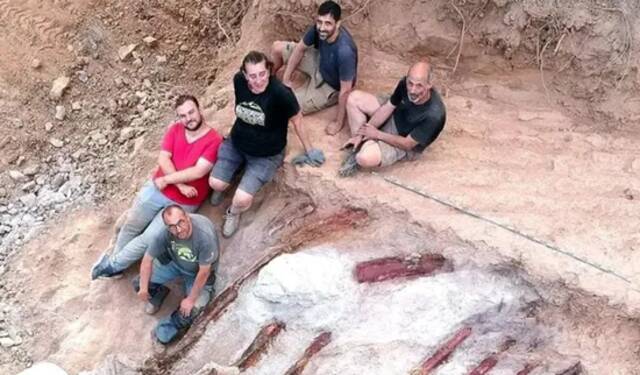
top-left (209, 51), bottom-right (324, 237)
top-left (340, 60), bottom-right (446, 176)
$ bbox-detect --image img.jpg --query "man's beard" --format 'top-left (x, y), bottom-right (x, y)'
top-left (186, 119), bottom-right (203, 131)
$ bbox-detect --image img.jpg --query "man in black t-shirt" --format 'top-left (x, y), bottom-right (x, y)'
top-left (339, 60), bottom-right (446, 176)
top-left (209, 51), bottom-right (325, 237)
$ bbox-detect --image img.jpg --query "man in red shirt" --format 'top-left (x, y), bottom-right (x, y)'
top-left (91, 95), bottom-right (222, 280)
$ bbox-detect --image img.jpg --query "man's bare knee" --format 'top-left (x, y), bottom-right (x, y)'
top-left (209, 177), bottom-right (229, 192)
top-left (346, 90), bottom-right (367, 109)
top-left (356, 147), bottom-right (382, 169)
top-left (232, 190), bottom-right (254, 211)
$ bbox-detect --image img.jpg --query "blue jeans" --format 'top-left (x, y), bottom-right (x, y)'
top-left (109, 182), bottom-right (198, 272)
top-left (133, 259), bottom-right (213, 344)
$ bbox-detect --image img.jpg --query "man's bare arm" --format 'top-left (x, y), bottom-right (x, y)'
top-left (160, 158), bottom-right (214, 185)
top-left (290, 111), bottom-right (312, 152)
top-left (282, 41), bottom-right (309, 84)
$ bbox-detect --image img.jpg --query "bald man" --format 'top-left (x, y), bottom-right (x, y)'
top-left (339, 61), bottom-right (446, 176)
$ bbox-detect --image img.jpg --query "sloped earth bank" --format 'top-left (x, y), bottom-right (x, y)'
top-left (1, 0), bottom-right (640, 374)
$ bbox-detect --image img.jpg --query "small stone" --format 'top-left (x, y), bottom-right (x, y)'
top-left (52, 174), bottom-right (67, 189)
top-left (114, 77), bottom-right (124, 88)
top-left (19, 193), bottom-right (37, 207)
top-left (132, 58), bottom-right (143, 67)
top-left (21, 181), bottom-right (36, 191)
top-left (143, 36), bottom-right (158, 47)
top-left (118, 127), bottom-right (135, 142)
top-left (71, 102), bottom-right (82, 111)
top-left (49, 138), bottom-right (64, 148)
top-left (55, 105), bottom-right (66, 121)
top-left (50, 76), bottom-right (71, 100)
top-left (44, 122), bottom-right (54, 132)
top-left (143, 79), bottom-right (152, 89)
top-left (31, 59), bottom-right (42, 69)
top-left (0, 337), bottom-right (16, 347)
top-left (23, 165), bottom-right (38, 176)
top-left (0, 188), bottom-right (6, 198)
top-left (118, 44), bottom-right (137, 61)
top-left (156, 55), bottom-right (167, 64)
top-left (77, 70), bottom-right (89, 83)
top-left (8, 170), bottom-right (27, 182)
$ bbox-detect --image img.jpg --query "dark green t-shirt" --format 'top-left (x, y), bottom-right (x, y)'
top-left (148, 214), bottom-right (219, 278)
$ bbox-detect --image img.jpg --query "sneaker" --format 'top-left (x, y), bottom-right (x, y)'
top-left (209, 190), bottom-right (224, 206)
top-left (91, 252), bottom-right (123, 280)
top-left (222, 208), bottom-right (241, 238)
top-left (338, 151), bottom-right (359, 177)
top-left (144, 285), bottom-right (170, 315)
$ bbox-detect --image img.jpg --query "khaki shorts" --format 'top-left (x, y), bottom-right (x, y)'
top-left (375, 95), bottom-right (420, 167)
top-left (283, 42), bottom-right (338, 114)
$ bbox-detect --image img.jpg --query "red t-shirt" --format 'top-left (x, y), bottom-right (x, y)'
top-left (153, 123), bottom-right (222, 206)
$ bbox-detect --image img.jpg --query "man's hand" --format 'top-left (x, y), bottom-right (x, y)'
top-left (356, 123), bottom-right (380, 140)
top-left (153, 176), bottom-right (168, 191)
top-left (176, 183), bottom-right (197, 198)
top-left (325, 120), bottom-right (344, 136)
top-left (138, 289), bottom-right (150, 302)
top-left (282, 79), bottom-right (293, 88)
top-left (341, 135), bottom-right (364, 150)
top-left (179, 297), bottom-right (196, 317)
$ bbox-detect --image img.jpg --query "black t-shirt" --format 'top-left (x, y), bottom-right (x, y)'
top-left (389, 78), bottom-right (446, 152)
top-left (230, 72), bottom-right (300, 157)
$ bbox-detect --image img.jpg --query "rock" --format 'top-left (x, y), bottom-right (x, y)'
top-left (52, 174), bottom-right (67, 189)
top-left (0, 188), bottom-right (6, 198)
top-left (55, 105), bottom-right (66, 121)
top-left (132, 58), bottom-right (143, 67)
top-left (31, 59), bottom-right (42, 69)
top-left (179, 43), bottom-right (189, 52)
top-left (37, 188), bottom-right (67, 206)
top-left (77, 70), bottom-right (89, 83)
top-left (23, 165), bottom-right (38, 176)
top-left (143, 79), bottom-right (152, 89)
top-left (118, 44), bottom-right (137, 61)
top-left (118, 127), bottom-right (135, 142)
top-left (21, 181), bottom-right (36, 191)
top-left (19, 193), bottom-right (37, 207)
top-left (50, 76), bottom-right (71, 100)
top-left (156, 55), bottom-right (167, 64)
top-left (17, 362), bottom-right (69, 375)
top-left (49, 138), bottom-right (64, 148)
top-left (71, 102), bottom-right (82, 111)
top-left (8, 170), bottom-right (27, 182)
top-left (143, 36), bottom-right (158, 47)
top-left (0, 337), bottom-right (17, 347)
top-left (44, 122), bottom-right (54, 132)
top-left (114, 77), bottom-right (124, 88)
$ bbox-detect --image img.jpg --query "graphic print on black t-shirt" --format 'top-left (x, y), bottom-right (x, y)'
top-left (230, 72), bottom-right (300, 157)
top-left (236, 101), bottom-right (265, 127)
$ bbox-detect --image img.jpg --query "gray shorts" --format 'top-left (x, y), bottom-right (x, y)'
top-left (374, 95), bottom-right (420, 167)
top-left (210, 139), bottom-right (284, 195)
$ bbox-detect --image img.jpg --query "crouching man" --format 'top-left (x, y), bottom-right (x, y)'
top-left (133, 205), bottom-right (219, 345)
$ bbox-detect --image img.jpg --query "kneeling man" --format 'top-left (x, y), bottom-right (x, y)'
top-left (134, 205), bottom-right (219, 344)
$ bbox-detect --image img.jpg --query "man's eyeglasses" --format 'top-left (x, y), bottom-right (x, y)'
top-left (166, 219), bottom-right (186, 234)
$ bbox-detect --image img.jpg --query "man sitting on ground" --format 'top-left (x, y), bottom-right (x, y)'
top-left (339, 60), bottom-right (446, 176)
top-left (209, 51), bottom-right (321, 238)
top-left (133, 205), bottom-right (219, 344)
top-left (271, 0), bottom-right (358, 136)
top-left (91, 95), bottom-right (222, 279)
